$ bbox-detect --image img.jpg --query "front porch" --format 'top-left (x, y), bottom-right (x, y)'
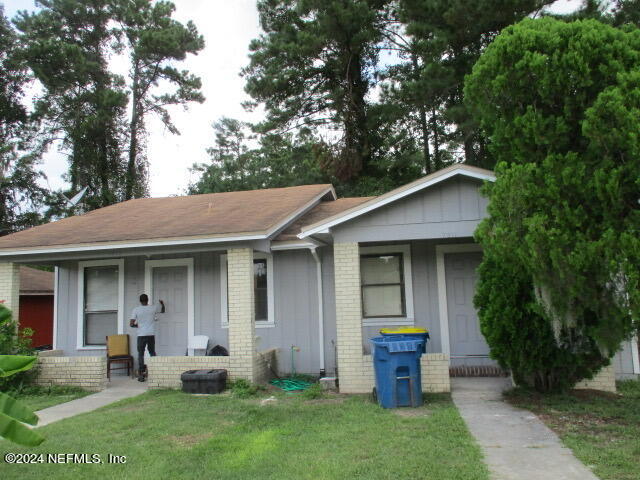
top-left (6, 247), bottom-right (280, 391)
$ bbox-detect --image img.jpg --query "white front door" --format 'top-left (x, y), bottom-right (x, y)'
top-left (152, 265), bottom-right (188, 356)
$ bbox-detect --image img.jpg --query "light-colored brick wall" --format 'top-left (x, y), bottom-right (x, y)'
top-left (575, 363), bottom-right (616, 392)
top-left (420, 354), bottom-right (451, 393)
top-left (35, 354), bottom-right (107, 391)
top-left (146, 349), bottom-right (278, 390)
top-left (333, 243), bottom-right (367, 393)
top-left (357, 353), bottom-right (451, 394)
top-left (147, 356), bottom-right (232, 389)
top-left (333, 243), bottom-right (451, 394)
top-left (227, 248), bottom-right (257, 381)
top-left (0, 262), bottom-right (20, 322)
top-left (255, 348), bottom-right (278, 384)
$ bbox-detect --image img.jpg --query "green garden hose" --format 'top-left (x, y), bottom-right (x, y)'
top-left (269, 378), bottom-right (312, 391)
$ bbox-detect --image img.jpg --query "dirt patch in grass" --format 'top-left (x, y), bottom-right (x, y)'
top-left (392, 407), bottom-right (432, 418)
top-left (165, 432), bottom-right (213, 448)
top-left (303, 394), bottom-right (348, 405)
top-left (567, 389), bottom-right (620, 401)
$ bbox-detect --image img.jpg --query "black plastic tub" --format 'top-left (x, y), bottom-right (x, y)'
top-left (180, 369), bottom-right (227, 394)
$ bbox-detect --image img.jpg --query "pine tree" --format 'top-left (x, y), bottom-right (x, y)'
top-left (0, 6), bottom-right (49, 235)
top-left (113, 0), bottom-right (205, 200)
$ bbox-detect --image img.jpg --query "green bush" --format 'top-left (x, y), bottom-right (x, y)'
top-left (0, 304), bottom-right (37, 392)
top-left (475, 252), bottom-right (609, 392)
top-left (229, 379), bottom-right (262, 398)
top-left (466, 18), bottom-right (640, 391)
top-left (300, 383), bottom-right (324, 400)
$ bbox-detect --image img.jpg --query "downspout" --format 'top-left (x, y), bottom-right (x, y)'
top-left (310, 247), bottom-right (326, 377)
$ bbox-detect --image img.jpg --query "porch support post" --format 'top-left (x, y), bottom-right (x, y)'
top-left (227, 248), bottom-right (257, 382)
top-left (0, 262), bottom-right (20, 323)
top-left (334, 242), bottom-right (367, 393)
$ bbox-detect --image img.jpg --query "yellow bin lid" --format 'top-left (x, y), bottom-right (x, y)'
top-left (379, 327), bottom-right (428, 334)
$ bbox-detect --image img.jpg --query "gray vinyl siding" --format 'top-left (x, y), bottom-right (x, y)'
top-left (54, 252), bottom-right (228, 357)
top-left (250, 248), bottom-right (338, 375)
top-left (54, 263), bottom-right (82, 354)
top-left (333, 177), bottom-right (488, 243)
top-left (257, 250), bottom-right (321, 375)
top-left (614, 339), bottom-right (639, 380)
top-left (53, 249), bottom-right (327, 375)
top-left (320, 248), bottom-right (337, 375)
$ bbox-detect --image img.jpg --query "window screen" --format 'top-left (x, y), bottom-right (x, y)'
top-left (360, 254), bottom-right (405, 317)
top-left (254, 259), bottom-right (268, 322)
top-left (84, 266), bottom-right (118, 346)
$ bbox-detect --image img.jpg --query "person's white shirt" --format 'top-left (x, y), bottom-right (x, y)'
top-left (131, 303), bottom-right (163, 336)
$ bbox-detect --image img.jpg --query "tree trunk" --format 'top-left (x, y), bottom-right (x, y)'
top-left (126, 60), bottom-right (141, 200)
top-left (431, 107), bottom-right (442, 171)
top-left (341, 51), bottom-right (370, 181)
top-left (412, 56), bottom-right (431, 175)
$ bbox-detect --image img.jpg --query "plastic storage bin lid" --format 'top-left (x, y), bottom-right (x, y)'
top-left (370, 336), bottom-right (424, 352)
top-left (379, 327), bottom-right (428, 334)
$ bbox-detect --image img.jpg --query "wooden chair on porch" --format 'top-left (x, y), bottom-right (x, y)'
top-left (106, 334), bottom-right (134, 379)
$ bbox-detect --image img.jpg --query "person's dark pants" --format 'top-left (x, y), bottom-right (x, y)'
top-left (137, 335), bottom-right (156, 376)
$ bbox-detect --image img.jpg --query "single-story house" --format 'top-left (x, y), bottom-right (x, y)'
top-left (19, 266), bottom-right (54, 349)
top-left (0, 164), bottom-right (637, 392)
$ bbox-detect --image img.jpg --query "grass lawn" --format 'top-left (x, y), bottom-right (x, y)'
top-left (1, 389), bottom-right (488, 480)
top-left (11, 386), bottom-right (92, 412)
top-left (506, 380), bottom-right (640, 480)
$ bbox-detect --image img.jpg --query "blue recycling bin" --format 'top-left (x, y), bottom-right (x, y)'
top-left (370, 336), bottom-right (426, 408)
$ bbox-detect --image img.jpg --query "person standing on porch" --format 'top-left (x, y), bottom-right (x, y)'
top-left (130, 294), bottom-right (165, 382)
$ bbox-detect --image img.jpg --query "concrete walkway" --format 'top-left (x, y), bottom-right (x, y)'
top-left (451, 377), bottom-right (599, 480)
top-left (36, 377), bottom-right (147, 427)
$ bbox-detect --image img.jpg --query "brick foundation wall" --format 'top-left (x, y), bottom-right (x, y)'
top-left (147, 349), bottom-right (278, 390)
top-left (420, 354), bottom-right (451, 392)
top-left (353, 353), bottom-right (451, 394)
top-left (575, 363), bottom-right (616, 393)
top-left (147, 356), bottom-right (232, 389)
top-left (255, 349), bottom-right (278, 384)
top-left (0, 262), bottom-right (20, 321)
top-left (35, 353), bottom-right (107, 391)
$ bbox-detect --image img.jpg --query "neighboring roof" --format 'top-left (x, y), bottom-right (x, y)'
top-left (0, 184), bottom-right (334, 254)
top-left (275, 197), bottom-right (374, 242)
top-left (20, 267), bottom-right (54, 295)
top-left (298, 164), bottom-right (495, 238)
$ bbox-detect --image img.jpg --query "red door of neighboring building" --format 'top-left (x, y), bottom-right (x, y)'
top-left (19, 295), bottom-right (54, 348)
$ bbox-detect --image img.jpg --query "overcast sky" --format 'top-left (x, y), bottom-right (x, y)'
top-left (3, 0), bottom-right (579, 198)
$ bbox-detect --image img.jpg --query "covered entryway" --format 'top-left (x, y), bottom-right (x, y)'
top-left (153, 266), bottom-right (188, 355)
top-left (437, 246), bottom-right (501, 376)
top-left (144, 258), bottom-right (194, 356)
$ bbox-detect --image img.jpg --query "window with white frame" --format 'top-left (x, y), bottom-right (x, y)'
top-left (77, 260), bottom-right (123, 347)
top-left (360, 245), bottom-right (414, 326)
top-left (221, 253), bottom-right (274, 327)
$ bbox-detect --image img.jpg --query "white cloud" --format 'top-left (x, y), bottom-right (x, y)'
top-left (3, 0), bottom-right (580, 197)
top-left (4, 0), bottom-right (264, 197)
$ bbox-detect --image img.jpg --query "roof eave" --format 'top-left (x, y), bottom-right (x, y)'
top-left (297, 166), bottom-right (495, 239)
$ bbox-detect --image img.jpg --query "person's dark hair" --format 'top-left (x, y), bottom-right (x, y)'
top-left (139, 294), bottom-right (149, 304)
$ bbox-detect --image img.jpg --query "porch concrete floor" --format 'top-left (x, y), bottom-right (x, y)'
top-left (451, 377), bottom-right (600, 480)
top-left (36, 377), bottom-right (147, 427)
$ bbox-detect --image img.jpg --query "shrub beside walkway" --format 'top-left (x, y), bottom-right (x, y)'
top-left (451, 377), bottom-right (599, 480)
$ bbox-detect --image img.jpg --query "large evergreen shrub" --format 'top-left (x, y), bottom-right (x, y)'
top-left (466, 18), bottom-right (640, 391)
